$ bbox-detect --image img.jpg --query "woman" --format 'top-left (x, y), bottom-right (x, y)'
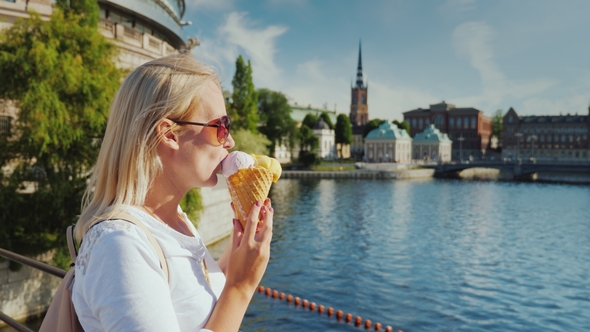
top-left (72, 53), bottom-right (273, 331)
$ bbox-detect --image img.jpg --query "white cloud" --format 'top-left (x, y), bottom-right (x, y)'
top-left (282, 59), bottom-right (348, 112)
top-left (369, 81), bottom-right (441, 122)
top-left (452, 21), bottom-right (555, 111)
top-left (439, 0), bottom-right (476, 18)
top-left (190, 12), bottom-right (288, 90)
top-left (218, 12), bottom-right (287, 88)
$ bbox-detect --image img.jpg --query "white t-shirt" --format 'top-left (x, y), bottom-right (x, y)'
top-left (72, 205), bottom-right (225, 332)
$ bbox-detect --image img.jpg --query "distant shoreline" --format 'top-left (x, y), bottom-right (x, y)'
top-left (281, 168), bottom-right (590, 184)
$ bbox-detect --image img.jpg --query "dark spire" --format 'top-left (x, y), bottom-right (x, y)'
top-left (356, 40), bottom-right (365, 88)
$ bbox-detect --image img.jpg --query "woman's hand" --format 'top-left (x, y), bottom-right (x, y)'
top-left (204, 198), bottom-right (273, 331)
top-left (225, 198), bottom-right (273, 295)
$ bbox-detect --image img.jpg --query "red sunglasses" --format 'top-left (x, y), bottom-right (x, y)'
top-left (171, 115), bottom-right (231, 144)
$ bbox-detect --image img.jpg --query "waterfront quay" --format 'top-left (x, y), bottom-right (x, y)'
top-left (282, 160), bottom-right (590, 184)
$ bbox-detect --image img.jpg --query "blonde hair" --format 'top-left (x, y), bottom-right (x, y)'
top-left (75, 53), bottom-right (220, 241)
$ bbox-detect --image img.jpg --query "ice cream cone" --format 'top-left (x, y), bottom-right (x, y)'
top-left (226, 167), bottom-right (274, 228)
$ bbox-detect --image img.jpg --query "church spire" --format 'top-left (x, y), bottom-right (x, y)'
top-left (356, 40), bottom-right (365, 88)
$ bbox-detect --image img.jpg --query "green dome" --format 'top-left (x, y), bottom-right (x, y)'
top-left (413, 124), bottom-right (452, 142)
top-left (365, 122), bottom-right (411, 140)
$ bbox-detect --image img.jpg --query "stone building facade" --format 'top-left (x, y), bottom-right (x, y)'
top-left (313, 118), bottom-right (337, 160)
top-left (403, 101), bottom-right (492, 161)
top-left (502, 107), bottom-right (590, 161)
top-left (412, 124), bottom-right (453, 162)
top-left (364, 122), bottom-right (412, 163)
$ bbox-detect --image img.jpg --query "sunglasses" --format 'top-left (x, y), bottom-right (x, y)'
top-left (171, 115), bottom-right (231, 144)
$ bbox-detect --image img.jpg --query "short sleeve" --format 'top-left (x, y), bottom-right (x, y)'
top-left (73, 220), bottom-right (181, 332)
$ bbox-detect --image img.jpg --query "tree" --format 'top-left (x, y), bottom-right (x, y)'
top-left (231, 55), bottom-right (258, 132)
top-left (0, 5), bottom-right (124, 262)
top-left (302, 113), bottom-right (319, 129)
top-left (363, 118), bottom-right (386, 138)
top-left (230, 129), bottom-right (272, 155)
top-left (298, 124), bottom-right (320, 167)
top-left (319, 112), bottom-right (334, 130)
top-left (335, 114), bottom-right (352, 159)
top-left (392, 119), bottom-right (410, 135)
top-left (257, 88), bottom-right (297, 156)
top-left (492, 109), bottom-right (503, 142)
top-left (56, 0), bottom-right (99, 27)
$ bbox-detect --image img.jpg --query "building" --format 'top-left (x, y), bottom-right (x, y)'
top-left (269, 103), bottom-right (338, 163)
top-left (502, 107), bottom-right (590, 161)
top-left (0, 0), bottom-right (194, 138)
top-left (313, 118), bottom-right (336, 160)
top-left (412, 124), bottom-right (453, 162)
top-left (97, 0), bottom-right (195, 69)
top-left (403, 101), bottom-right (492, 161)
top-left (349, 42), bottom-right (368, 159)
top-left (364, 122), bottom-right (412, 163)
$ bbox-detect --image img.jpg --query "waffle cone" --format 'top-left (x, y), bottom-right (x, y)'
top-left (226, 167), bottom-right (274, 228)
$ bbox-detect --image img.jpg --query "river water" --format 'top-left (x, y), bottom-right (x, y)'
top-left (241, 178), bottom-right (590, 332)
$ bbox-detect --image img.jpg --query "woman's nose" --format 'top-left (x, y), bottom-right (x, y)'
top-left (223, 133), bottom-right (235, 149)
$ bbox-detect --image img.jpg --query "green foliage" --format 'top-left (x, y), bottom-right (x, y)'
top-left (231, 55), bottom-right (259, 132)
top-left (298, 125), bottom-right (319, 152)
top-left (0, 8), bottom-right (124, 259)
top-left (56, 0), bottom-right (100, 27)
top-left (363, 118), bottom-right (386, 137)
top-left (180, 188), bottom-right (203, 229)
top-left (230, 129), bottom-right (271, 155)
top-left (335, 114), bottom-right (352, 159)
top-left (257, 88), bottom-right (297, 156)
top-left (298, 150), bottom-right (320, 167)
top-left (392, 119), bottom-right (410, 134)
top-left (492, 109), bottom-right (503, 141)
top-left (319, 112), bottom-right (334, 130)
top-left (335, 114), bottom-right (352, 145)
top-left (302, 113), bottom-right (318, 129)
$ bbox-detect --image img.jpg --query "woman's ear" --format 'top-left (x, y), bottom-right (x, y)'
top-left (156, 119), bottom-right (180, 150)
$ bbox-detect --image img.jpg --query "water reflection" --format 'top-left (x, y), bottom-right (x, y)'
top-left (243, 179), bottom-right (590, 332)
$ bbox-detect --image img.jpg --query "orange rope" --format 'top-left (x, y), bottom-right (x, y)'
top-left (257, 285), bottom-right (402, 332)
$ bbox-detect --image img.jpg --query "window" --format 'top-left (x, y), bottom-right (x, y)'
top-left (419, 118), bottom-right (423, 129)
top-left (471, 117), bottom-right (476, 129)
top-left (425, 118), bottom-right (430, 126)
top-left (434, 114), bottom-right (444, 129)
top-left (0, 116), bottom-right (12, 134)
top-left (464, 117), bottom-right (469, 129)
top-left (450, 118), bottom-right (455, 129)
top-left (509, 115), bottom-right (513, 123)
top-left (457, 117), bottom-right (462, 128)
top-left (412, 118), bottom-right (416, 128)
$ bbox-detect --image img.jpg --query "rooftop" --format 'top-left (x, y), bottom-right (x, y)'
top-left (365, 122), bottom-right (411, 140)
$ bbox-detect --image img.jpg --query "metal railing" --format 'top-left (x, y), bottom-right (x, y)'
top-left (0, 248), bottom-right (66, 331)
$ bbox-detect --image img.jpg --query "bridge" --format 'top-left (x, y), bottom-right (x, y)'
top-left (423, 161), bottom-right (590, 179)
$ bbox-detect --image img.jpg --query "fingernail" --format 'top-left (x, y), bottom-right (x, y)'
top-left (261, 206), bottom-right (267, 212)
top-left (270, 207), bottom-right (274, 213)
top-left (255, 201), bottom-right (261, 207)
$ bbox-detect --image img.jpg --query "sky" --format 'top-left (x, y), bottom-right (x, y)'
top-left (183, 0), bottom-right (590, 122)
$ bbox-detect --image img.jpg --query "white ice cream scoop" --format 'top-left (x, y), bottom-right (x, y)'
top-left (221, 151), bottom-right (255, 178)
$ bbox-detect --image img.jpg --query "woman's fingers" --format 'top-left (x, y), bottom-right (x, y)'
top-left (256, 199), bottom-right (273, 242)
top-left (243, 200), bottom-right (263, 241)
top-left (231, 218), bottom-right (244, 250)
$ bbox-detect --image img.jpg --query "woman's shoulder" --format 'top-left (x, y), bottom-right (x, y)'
top-left (76, 219), bottom-right (150, 273)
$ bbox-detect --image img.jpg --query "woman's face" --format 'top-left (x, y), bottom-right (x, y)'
top-left (175, 81), bottom-right (234, 188)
